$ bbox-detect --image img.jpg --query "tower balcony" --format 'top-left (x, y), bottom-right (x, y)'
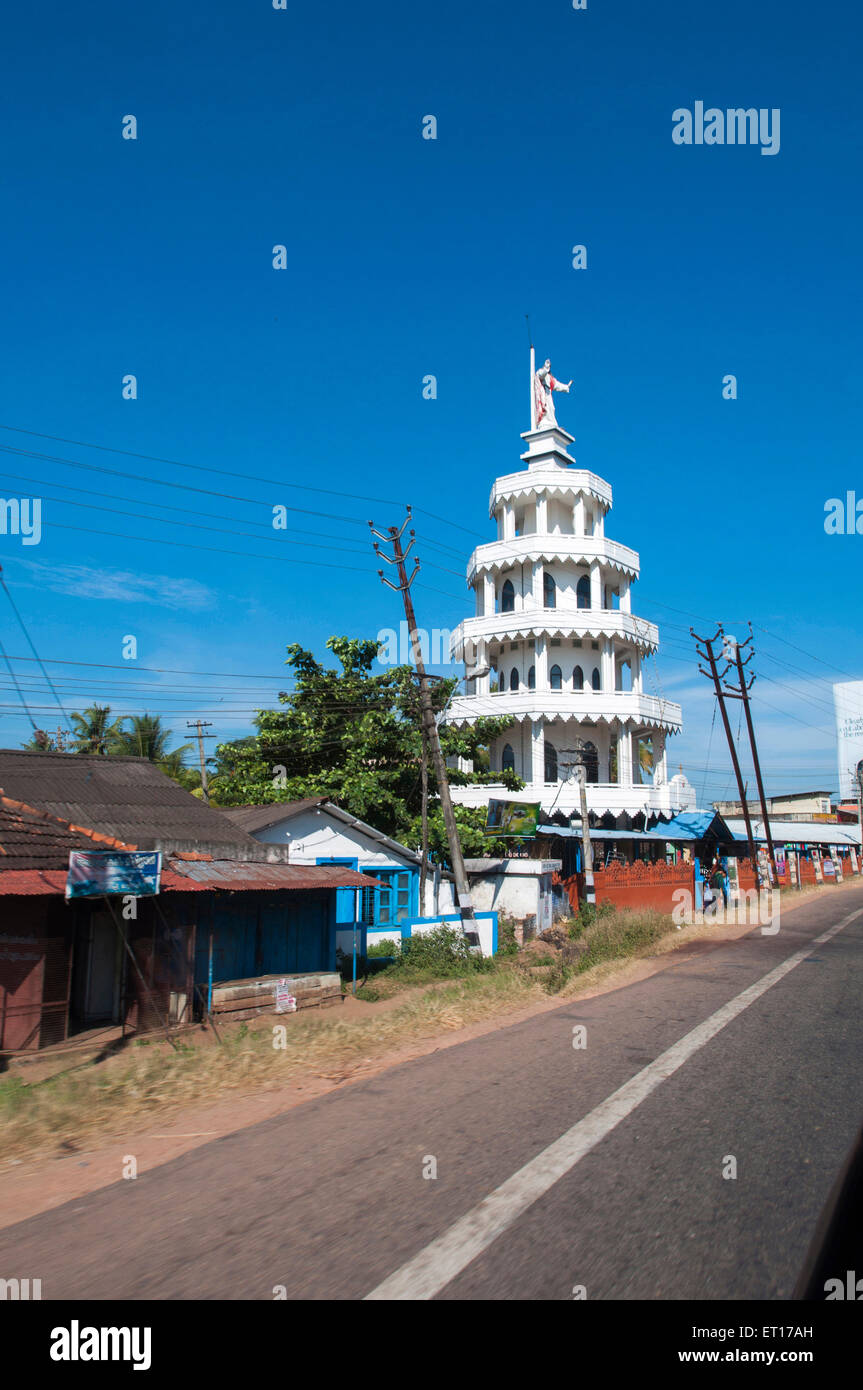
top-left (467, 534), bottom-right (640, 584)
top-left (449, 778), bottom-right (696, 819)
top-left (445, 690), bottom-right (682, 733)
top-left (490, 465), bottom-right (613, 515)
top-left (450, 610), bottom-right (660, 659)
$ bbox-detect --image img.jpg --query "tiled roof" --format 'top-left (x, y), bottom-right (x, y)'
top-left (0, 749), bottom-right (266, 854)
top-left (0, 794), bottom-right (137, 870)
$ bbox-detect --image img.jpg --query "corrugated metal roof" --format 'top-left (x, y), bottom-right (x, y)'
top-left (0, 865), bottom-right (207, 896)
top-left (539, 810), bottom-right (732, 844)
top-left (726, 818), bottom-right (862, 847)
top-left (0, 749), bottom-right (265, 853)
top-left (221, 799), bottom-right (328, 834)
top-left (166, 860), bottom-right (380, 891)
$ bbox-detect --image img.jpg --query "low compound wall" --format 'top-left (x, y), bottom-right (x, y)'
top-left (561, 859), bottom-right (763, 916)
top-left (590, 861), bottom-right (696, 913)
top-left (562, 853), bottom-right (856, 917)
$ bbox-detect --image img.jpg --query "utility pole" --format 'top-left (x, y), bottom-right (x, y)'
top-left (691, 627), bottom-right (756, 864)
top-left (719, 624), bottom-right (777, 884)
top-left (187, 720), bottom-right (215, 804)
top-left (370, 509), bottom-right (480, 949)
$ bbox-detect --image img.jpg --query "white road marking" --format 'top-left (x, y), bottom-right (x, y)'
top-left (365, 908), bottom-right (863, 1300)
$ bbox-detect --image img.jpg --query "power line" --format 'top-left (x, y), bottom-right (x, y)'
top-left (0, 426), bottom-right (485, 539)
top-left (0, 468), bottom-right (470, 578)
top-left (0, 566), bottom-right (71, 733)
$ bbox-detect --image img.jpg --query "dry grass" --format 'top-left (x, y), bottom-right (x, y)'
top-left (8, 884), bottom-right (840, 1162)
top-left (0, 969), bottom-right (540, 1159)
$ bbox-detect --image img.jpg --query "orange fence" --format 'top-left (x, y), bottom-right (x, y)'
top-left (559, 853), bottom-right (857, 916)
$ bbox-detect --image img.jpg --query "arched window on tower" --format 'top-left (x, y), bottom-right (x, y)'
top-left (573, 665), bottom-right (584, 691)
top-left (502, 743), bottom-right (515, 773)
top-left (543, 571), bottom-right (556, 609)
top-left (501, 579), bottom-right (515, 613)
top-left (509, 668), bottom-right (519, 691)
top-left (591, 667), bottom-right (601, 692)
top-left (544, 742), bottom-right (558, 783)
top-left (550, 664), bottom-right (562, 691)
top-left (583, 741), bottom-right (599, 783)
top-left (577, 575), bottom-right (591, 609)
top-left (528, 665), bottom-right (536, 690)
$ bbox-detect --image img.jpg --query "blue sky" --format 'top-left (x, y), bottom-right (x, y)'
top-left (0, 0), bottom-right (860, 802)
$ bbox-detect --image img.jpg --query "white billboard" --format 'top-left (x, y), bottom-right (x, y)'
top-left (834, 680), bottom-right (863, 800)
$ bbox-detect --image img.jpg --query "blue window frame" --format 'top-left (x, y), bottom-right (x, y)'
top-left (366, 868), bottom-right (415, 926)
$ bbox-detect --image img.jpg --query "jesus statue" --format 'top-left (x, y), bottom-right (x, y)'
top-left (534, 358), bottom-right (572, 430)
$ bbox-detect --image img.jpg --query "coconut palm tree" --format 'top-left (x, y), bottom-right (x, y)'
top-left (70, 704), bottom-right (125, 755)
top-left (112, 713), bottom-right (175, 761)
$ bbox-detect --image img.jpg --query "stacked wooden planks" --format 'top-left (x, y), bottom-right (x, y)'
top-left (209, 972), bottom-right (342, 1022)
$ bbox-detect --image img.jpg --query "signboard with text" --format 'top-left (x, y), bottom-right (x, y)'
top-left (66, 850), bottom-right (162, 900)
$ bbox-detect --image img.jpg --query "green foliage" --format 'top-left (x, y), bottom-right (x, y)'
top-left (111, 713), bottom-right (193, 766)
top-left (565, 899), bottom-right (616, 938)
top-left (70, 704), bottom-right (126, 755)
top-left (22, 706), bottom-right (200, 790)
top-left (210, 635), bottom-right (521, 852)
top-left (388, 925), bottom-right (494, 978)
top-left (366, 938), bottom-right (401, 958)
top-left (494, 915), bottom-right (520, 958)
top-left (543, 907), bottom-right (676, 993)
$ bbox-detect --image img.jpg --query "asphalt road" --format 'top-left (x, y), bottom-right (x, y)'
top-left (3, 887), bottom-right (863, 1301)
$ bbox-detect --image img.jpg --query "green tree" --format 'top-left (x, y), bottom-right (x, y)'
top-left (211, 636), bottom-right (521, 854)
top-left (70, 704), bottom-right (125, 755)
top-left (111, 713), bottom-right (192, 765)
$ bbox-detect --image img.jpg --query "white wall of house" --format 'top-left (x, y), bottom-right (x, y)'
top-left (251, 807), bottom-right (413, 871)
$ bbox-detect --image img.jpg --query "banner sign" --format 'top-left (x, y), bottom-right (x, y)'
top-left (725, 856), bottom-right (739, 907)
top-left (756, 847), bottom-right (773, 887)
top-left (787, 850), bottom-right (799, 887)
top-left (66, 850), bottom-right (162, 900)
top-left (636, 735), bottom-right (654, 786)
top-left (485, 799), bottom-right (541, 838)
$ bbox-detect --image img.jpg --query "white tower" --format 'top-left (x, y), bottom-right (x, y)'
top-left (446, 350), bottom-right (695, 823)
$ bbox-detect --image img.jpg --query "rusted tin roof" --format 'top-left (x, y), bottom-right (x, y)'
top-left (0, 865), bottom-right (206, 896)
top-left (166, 860), bottom-right (379, 891)
top-left (0, 859), bottom-right (378, 896)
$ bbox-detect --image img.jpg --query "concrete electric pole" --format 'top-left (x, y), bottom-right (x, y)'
top-left (369, 508), bottom-right (481, 950)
